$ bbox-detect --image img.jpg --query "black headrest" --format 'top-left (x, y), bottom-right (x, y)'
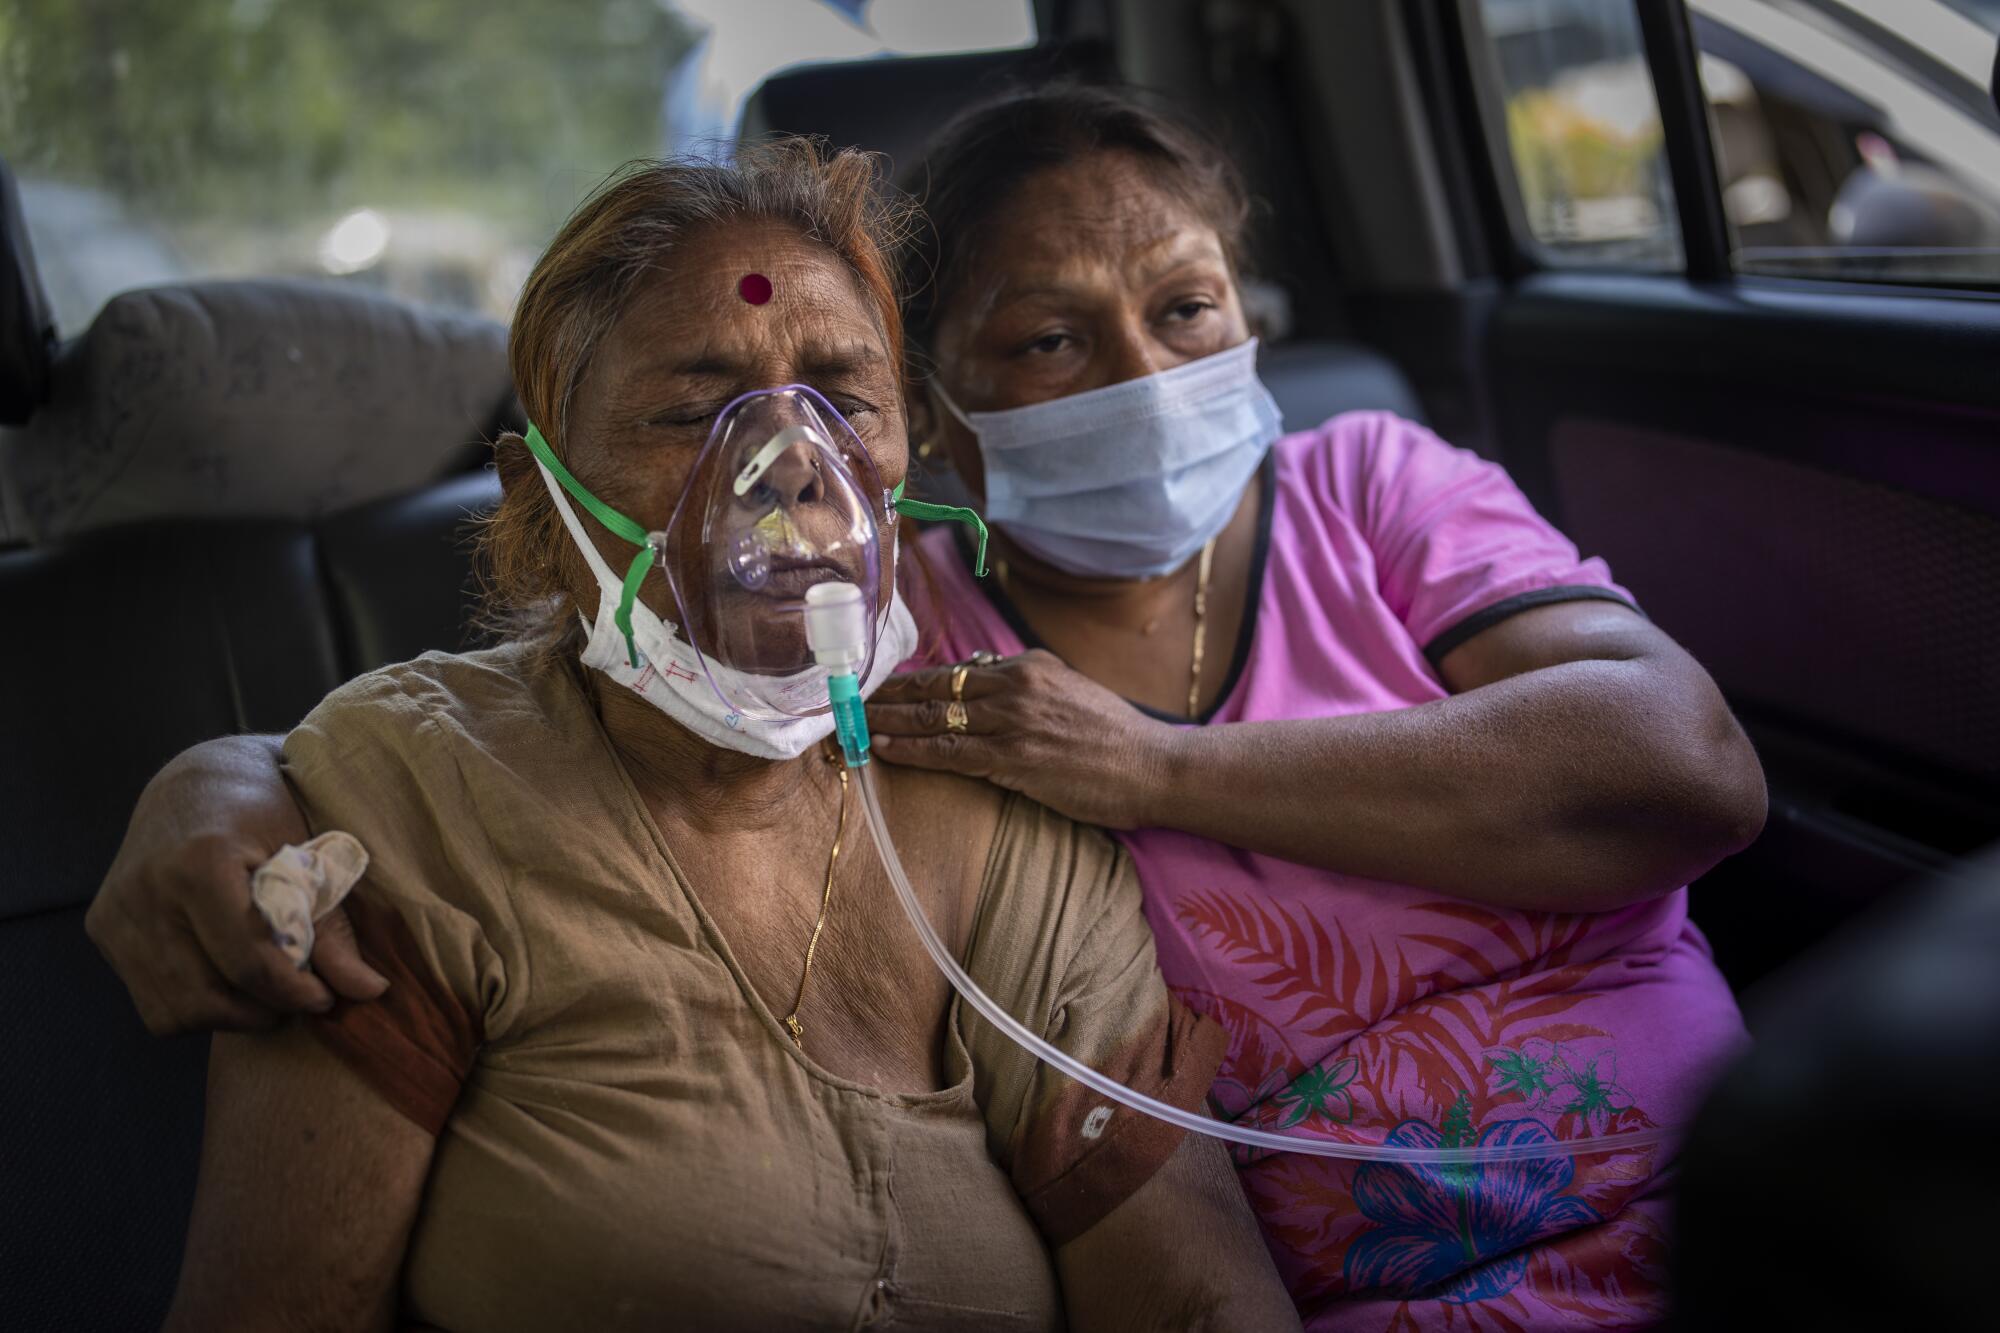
top-left (0, 278), bottom-right (516, 544)
top-left (0, 157), bottom-right (57, 427)
top-left (1673, 843), bottom-right (2000, 1327)
top-left (738, 42), bottom-right (1113, 179)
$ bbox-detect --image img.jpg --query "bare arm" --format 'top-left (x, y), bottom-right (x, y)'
top-left (874, 602), bottom-right (1765, 912)
top-left (86, 735), bottom-right (386, 1035)
top-left (165, 1025), bottom-right (434, 1333)
top-left (1145, 602), bottom-right (1766, 911)
top-left (1055, 1133), bottom-right (1298, 1333)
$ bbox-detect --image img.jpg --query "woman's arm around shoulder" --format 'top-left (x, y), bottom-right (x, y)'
top-left (88, 733), bottom-right (388, 1036)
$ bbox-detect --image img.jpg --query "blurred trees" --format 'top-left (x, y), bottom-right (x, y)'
top-left (1505, 85), bottom-right (1668, 241)
top-left (0, 0), bottom-right (693, 227)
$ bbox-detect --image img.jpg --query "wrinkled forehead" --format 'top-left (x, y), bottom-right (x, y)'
top-left (944, 153), bottom-right (1230, 323)
top-left (1003, 153), bottom-right (1207, 252)
top-left (607, 218), bottom-right (892, 369)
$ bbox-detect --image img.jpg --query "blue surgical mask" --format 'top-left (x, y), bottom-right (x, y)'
top-left (933, 338), bottom-right (1281, 579)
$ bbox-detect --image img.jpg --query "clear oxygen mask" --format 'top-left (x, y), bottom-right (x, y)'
top-left (523, 384), bottom-right (977, 760)
top-left (656, 385), bottom-right (894, 723)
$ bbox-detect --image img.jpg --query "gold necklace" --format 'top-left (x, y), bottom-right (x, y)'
top-left (782, 745), bottom-right (850, 1051)
top-left (1187, 535), bottom-right (1218, 718)
top-left (995, 538), bottom-right (1219, 719)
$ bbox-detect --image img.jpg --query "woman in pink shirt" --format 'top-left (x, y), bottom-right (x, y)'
top-left (90, 89), bottom-right (1762, 1330)
top-left (858, 87), bottom-right (1764, 1330)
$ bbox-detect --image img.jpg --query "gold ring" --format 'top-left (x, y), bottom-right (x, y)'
top-left (944, 700), bottom-right (970, 733)
top-left (950, 663), bottom-right (972, 702)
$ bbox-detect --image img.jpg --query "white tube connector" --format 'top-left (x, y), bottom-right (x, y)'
top-left (804, 581), bottom-right (869, 674)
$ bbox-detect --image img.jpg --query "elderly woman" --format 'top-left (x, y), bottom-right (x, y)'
top-left (147, 141), bottom-right (1295, 1332)
top-left (96, 90), bottom-right (1764, 1331)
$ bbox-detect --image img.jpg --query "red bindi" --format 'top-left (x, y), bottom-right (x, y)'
top-left (737, 272), bottom-right (773, 305)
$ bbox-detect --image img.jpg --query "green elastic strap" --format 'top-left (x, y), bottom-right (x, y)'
top-left (523, 424), bottom-right (655, 668)
top-left (891, 480), bottom-right (989, 578)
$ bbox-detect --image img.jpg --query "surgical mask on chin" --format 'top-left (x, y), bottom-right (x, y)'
top-left (934, 337), bottom-right (1282, 580)
top-left (524, 386), bottom-right (921, 762)
top-left (543, 476), bottom-right (919, 760)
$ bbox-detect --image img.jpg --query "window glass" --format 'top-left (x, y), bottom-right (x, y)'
top-left (0, 1), bottom-right (1034, 335)
top-left (1476, 0), bottom-right (1684, 270)
top-left (1938, 1), bottom-right (2000, 31)
top-left (1691, 0), bottom-right (2000, 286)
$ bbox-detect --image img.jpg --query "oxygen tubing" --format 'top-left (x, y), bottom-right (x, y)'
top-left (801, 576), bottom-right (1677, 1168)
top-left (853, 760), bottom-right (1677, 1166)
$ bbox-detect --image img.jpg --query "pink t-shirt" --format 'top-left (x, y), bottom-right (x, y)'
top-left (910, 413), bottom-right (1746, 1331)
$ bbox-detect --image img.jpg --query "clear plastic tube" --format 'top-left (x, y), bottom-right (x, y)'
top-left (856, 763), bottom-right (1676, 1166)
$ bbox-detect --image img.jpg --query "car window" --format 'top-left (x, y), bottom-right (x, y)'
top-left (0, 0), bottom-right (1034, 335)
top-left (1939, 1), bottom-right (2000, 35)
top-left (1470, 0), bottom-right (1686, 271)
top-left (1691, 0), bottom-right (2000, 287)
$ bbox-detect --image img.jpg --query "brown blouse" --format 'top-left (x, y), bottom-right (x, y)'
top-left (281, 645), bottom-right (1223, 1331)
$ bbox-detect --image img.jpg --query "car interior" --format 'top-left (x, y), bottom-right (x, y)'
top-left (3, 1), bottom-right (1997, 1327)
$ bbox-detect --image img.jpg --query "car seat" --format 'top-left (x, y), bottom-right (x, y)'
top-left (0, 154), bottom-right (509, 1331)
top-left (1672, 843), bottom-right (2000, 1329)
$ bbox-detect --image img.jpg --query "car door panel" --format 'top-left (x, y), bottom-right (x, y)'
top-left (1483, 268), bottom-right (2000, 998)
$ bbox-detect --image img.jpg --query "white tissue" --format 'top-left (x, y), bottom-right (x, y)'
top-left (249, 831), bottom-right (370, 968)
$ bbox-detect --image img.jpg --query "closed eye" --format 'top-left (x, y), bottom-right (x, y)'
top-left (644, 402), bottom-right (726, 429)
top-left (823, 392), bottom-right (878, 419)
